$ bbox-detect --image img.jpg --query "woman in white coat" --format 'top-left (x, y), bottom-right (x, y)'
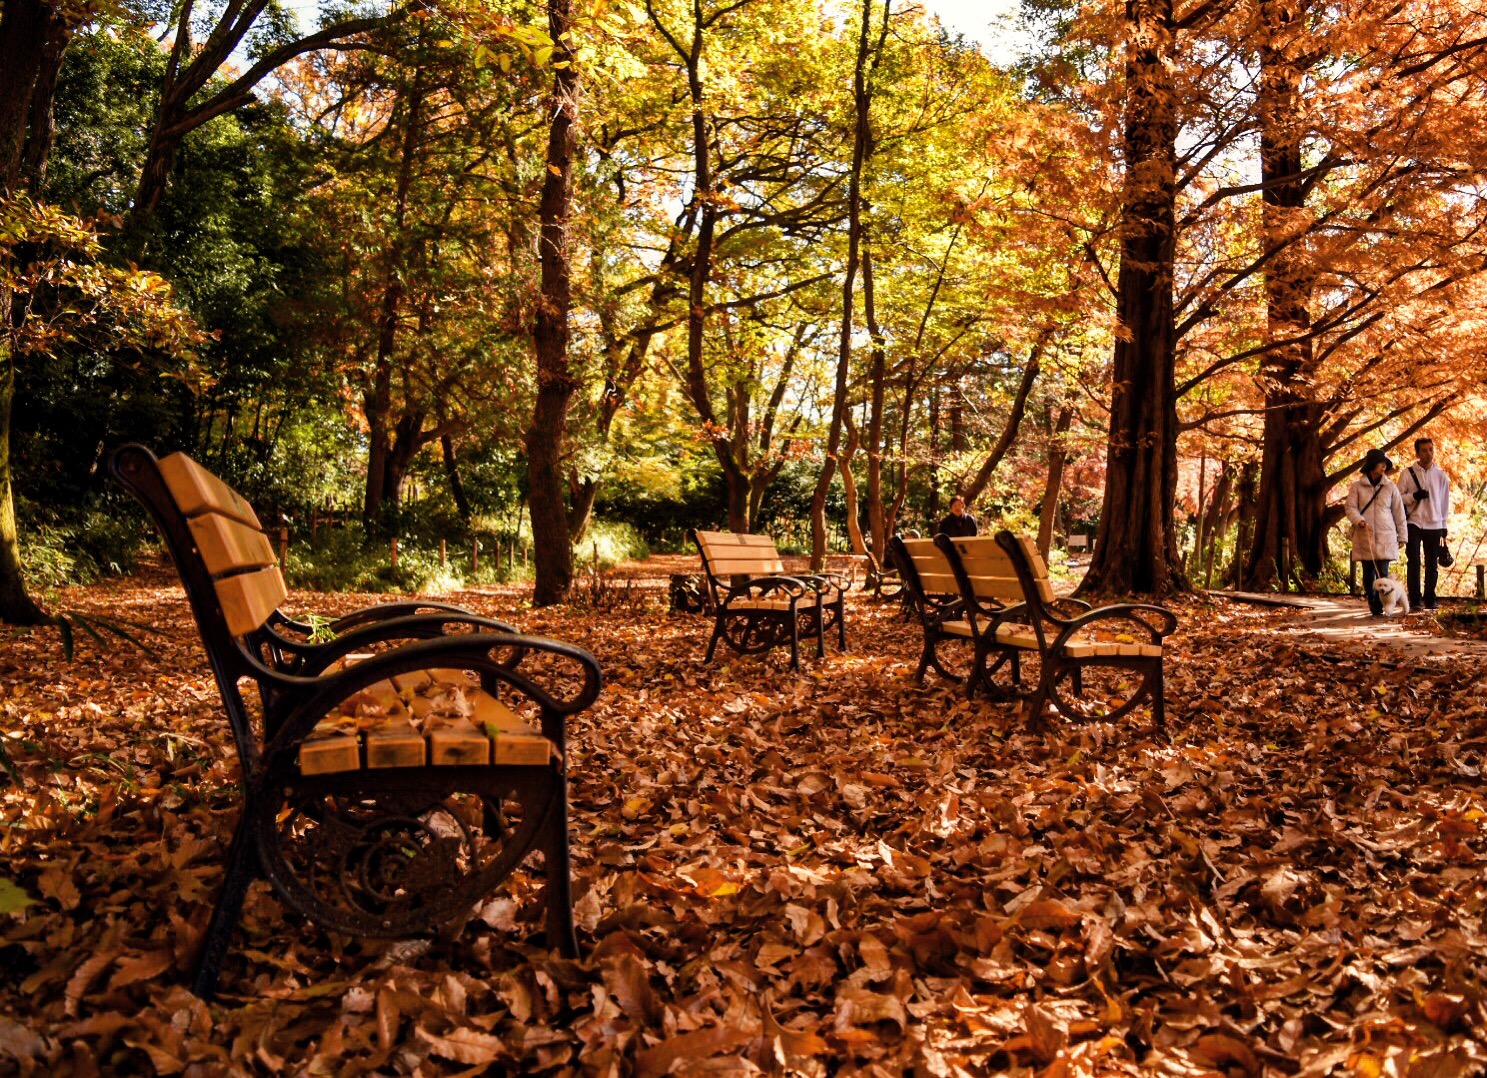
top-left (1346, 448), bottom-right (1409, 616)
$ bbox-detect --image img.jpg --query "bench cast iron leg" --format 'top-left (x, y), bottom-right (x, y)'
top-left (1151, 666), bottom-right (1166, 732)
top-left (836, 600), bottom-right (846, 652)
top-left (789, 612), bottom-right (801, 671)
top-left (193, 814), bottom-right (259, 1001)
top-left (704, 614), bottom-right (725, 663)
top-left (544, 781), bottom-right (580, 958)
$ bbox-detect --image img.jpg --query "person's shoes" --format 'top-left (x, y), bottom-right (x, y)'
top-left (1423, 600), bottom-right (1439, 610)
top-left (1409, 597), bottom-right (1423, 608)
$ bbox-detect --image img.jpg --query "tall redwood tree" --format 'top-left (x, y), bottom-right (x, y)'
top-left (1081, 0), bottom-right (1186, 596)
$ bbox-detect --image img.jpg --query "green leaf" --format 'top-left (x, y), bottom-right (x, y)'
top-left (0, 878), bottom-right (35, 914)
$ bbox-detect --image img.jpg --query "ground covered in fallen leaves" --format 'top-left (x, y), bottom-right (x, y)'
top-left (1, 567), bottom-right (1485, 1076)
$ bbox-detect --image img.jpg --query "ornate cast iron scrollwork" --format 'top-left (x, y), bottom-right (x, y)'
top-left (258, 779), bottom-right (554, 938)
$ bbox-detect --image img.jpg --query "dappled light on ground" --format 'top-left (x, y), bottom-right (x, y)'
top-left (1, 573), bottom-right (1484, 1074)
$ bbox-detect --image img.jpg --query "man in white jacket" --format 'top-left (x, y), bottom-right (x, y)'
top-left (1396, 437), bottom-right (1450, 610)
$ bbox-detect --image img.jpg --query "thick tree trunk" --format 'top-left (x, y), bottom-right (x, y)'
top-left (1243, 0), bottom-right (1327, 589)
top-left (1037, 406), bottom-right (1073, 559)
top-left (0, 0), bottom-right (71, 625)
top-left (1080, 0), bottom-right (1185, 597)
top-left (525, 0), bottom-right (581, 606)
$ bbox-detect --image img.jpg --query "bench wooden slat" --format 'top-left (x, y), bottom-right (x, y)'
top-left (964, 574), bottom-right (1026, 601)
top-left (365, 710), bottom-right (427, 769)
top-left (159, 452), bottom-right (261, 528)
top-left (472, 693), bottom-right (551, 765)
top-left (214, 565), bottom-right (288, 636)
top-left (425, 714), bottom-right (492, 765)
top-left (189, 511), bottom-right (276, 577)
top-left (298, 714), bottom-right (362, 775)
top-left (704, 558), bottom-right (787, 575)
top-left (696, 531), bottom-right (776, 548)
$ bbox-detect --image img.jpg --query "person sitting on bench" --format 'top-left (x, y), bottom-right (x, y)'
top-left (937, 495), bottom-right (978, 538)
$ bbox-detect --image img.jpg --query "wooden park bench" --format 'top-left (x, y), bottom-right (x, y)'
top-left (889, 534), bottom-right (972, 684)
top-left (110, 445), bottom-right (601, 1000)
top-left (937, 531), bottom-right (1176, 728)
top-left (692, 530), bottom-right (848, 670)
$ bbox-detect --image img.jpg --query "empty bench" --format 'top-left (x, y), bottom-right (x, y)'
top-left (937, 531), bottom-right (1176, 728)
top-left (111, 445), bottom-right (601, 999)
top-left (692, 529), bottom-right (847, 670)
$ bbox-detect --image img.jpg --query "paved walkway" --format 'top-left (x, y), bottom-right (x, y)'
top-left (1217, 591), bottom-right (1487, 660)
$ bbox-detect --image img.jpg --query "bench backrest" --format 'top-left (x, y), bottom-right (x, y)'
top-left (111, 444), bottom-right (285, 771)
top-left (893, 536), bottom-right (957, 597)
top-left (158, 453), bottom-right (288, 637)
top-left (937, 534), bottom-right (1055, 606)
top-left (693, 530), bottom-right (784, 604)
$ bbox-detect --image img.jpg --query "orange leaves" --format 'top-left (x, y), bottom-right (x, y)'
top-left (2, 582), bottom-right (1487, 1072)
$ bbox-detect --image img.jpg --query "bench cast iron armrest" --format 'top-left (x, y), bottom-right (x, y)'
top-left (1051, 603), bottom-right (1177, 649)
top-left (795, 572), bottom-right (851, 594)
top-left (1046, 597), bottom-right (1092, 618)
top-left (277, 612), bottom-right (528, 677)
top-left (263, 632), bottom-right (603, 764)
top-left (721, 575), bottom-right (812, 604)
top-left (273, 600), bottom-right (484, 640)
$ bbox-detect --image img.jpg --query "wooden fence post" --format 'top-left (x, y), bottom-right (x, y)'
top-left (278, 526), bottom-right (289, 574)
top-left (440, 539), bottom-right (447, 568)
top-left (391, 537), bottom-right (399, 569)
top-left (472, 537), bottom-right (479, 572)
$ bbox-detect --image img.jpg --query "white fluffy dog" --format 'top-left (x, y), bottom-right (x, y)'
top-left (1373, 577), bottom-right (1410, 616)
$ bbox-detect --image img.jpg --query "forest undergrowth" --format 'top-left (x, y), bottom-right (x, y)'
top-left (0, 571), bottom-right (1484, 1075)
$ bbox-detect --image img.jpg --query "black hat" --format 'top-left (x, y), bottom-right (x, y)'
top-left (1361, 448), bottom-right (1393, 474)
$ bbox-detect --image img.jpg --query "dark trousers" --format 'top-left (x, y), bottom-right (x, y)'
top-left (1362, 559), bottom-right (1392, 615)
top-left (1406, 524), bottom-right (1444, 605)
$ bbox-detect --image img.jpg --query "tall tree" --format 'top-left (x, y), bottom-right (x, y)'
top-left (1080, 0), bottom-right (1185, 596)
top-left (810, 0), bottom-right (888, 568)
top-left (526, 0), bottom-right (582, 605)
top-left (0, 0), bottom-right (75, 624)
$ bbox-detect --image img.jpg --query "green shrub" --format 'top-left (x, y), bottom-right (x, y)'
top-left (19, 498), bottom-right (147, 593)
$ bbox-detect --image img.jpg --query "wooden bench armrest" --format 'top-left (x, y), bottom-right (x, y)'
top-left (1053, 603), bottom-right (1177, 645)
top-left (265, 632), bottom-right (602, 763)
top-left (279, 612), bottom-right (527, 677)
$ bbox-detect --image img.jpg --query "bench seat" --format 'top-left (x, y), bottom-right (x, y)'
top-left (299, 665), bottom-right (553, 774)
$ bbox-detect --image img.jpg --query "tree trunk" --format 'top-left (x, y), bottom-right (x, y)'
top-left (0, 0), bottom-right (71, 625)
top-left (1080, 0), bottom-right (1185, 597)
top-left (362, 74), bottom-right (424, 535)
top-left (1037, 406), bottom-right (1073, 559)
top-left (441, 434), bottom-right (472, 521)
top-left (811, 0), bottom-right (885, 569)
top-left (1243, 0), bottom-right (1327, 590)
top-left (839, 415), bottom-right (866, 555)
top-left (960, 340), bottom-right (1043, 506)
top-left (863, 247), bottom-right (887, 561)
top-left (525, 0), bottom-right (581, 606)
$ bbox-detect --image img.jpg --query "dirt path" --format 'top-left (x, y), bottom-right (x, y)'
top-left (1218, 590), bottom-right (1487, 660)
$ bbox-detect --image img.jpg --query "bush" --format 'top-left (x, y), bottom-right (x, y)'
top-left (18, 497), bottom-right (147, 593)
